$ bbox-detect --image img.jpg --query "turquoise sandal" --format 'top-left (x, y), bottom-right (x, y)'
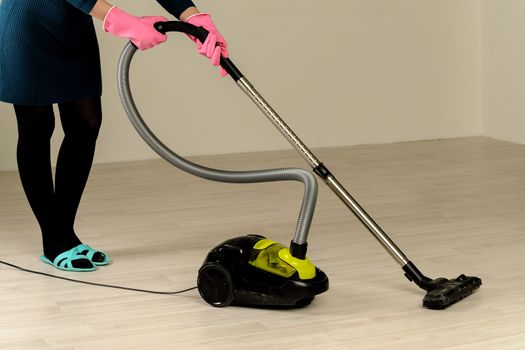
top-left (40, 247), bottom-right (96, 272)
top-left (76, 244), bottom-right (110, 266)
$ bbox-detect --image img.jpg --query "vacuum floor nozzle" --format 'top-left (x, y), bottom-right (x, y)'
top-left (423, 274), bottom-right (482, 310)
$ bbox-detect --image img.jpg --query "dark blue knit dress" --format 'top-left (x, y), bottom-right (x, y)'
top-left (0, 0), bottom-right (194, 106)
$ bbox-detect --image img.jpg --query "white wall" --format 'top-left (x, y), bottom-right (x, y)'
top-left (0, 0), bottom-right (483, 171)
top-left (481, 0), bottom-right (525, 144)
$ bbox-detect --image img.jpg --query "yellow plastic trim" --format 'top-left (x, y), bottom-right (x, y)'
top-left (253, 239), bottom-right (277, 250)
top-left (278, 248), bottom-right (316, 280)
top-left (249, 241), bottom-right (296, 278)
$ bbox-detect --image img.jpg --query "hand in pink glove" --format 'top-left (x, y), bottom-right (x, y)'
top-left (185, 13), bottom-right (229, 76)
top-left (103, 7), bottom-right (168, 51)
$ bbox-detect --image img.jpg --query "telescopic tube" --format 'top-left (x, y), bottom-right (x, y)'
top-left (237, 76), bottom-right (410, 267)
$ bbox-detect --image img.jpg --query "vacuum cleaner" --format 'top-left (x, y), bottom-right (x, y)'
top-left (116, 21), bottom-right (481, 310)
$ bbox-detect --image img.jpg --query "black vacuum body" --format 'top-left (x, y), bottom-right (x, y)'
top-left (197, 235), bottom-right (329, 308)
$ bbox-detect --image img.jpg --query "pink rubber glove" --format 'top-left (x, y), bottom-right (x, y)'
top-left (103, 6), bottom-right (168, 51)
top-left (185, 13), bottom-right (229, 76)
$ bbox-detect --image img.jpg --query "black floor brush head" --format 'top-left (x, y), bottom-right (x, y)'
top-left (423, 274), bottom-right (482, 310)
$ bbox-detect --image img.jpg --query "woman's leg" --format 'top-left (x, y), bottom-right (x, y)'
top-left (55, 97), bottom-right (101, 239)
top-left (56, 97), bottom-right (105, 262)
top-left (14, 104), bottom-right (56, 250)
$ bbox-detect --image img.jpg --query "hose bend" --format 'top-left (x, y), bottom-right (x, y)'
top-left (117, 43), bottom-right (317, 250)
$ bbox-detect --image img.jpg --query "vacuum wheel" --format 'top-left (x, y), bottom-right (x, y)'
top-left (197, 263), bottom-right (235, 307)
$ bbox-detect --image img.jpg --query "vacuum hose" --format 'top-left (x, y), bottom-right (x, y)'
top-left (117, 30), bottom-right (317, 259)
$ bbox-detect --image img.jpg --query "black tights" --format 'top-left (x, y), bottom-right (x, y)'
top-left (14, 97), bottom-right (102, 261)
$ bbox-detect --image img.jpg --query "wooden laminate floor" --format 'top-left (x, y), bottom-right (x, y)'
top-left (1, 136), bottom-right (524, 349)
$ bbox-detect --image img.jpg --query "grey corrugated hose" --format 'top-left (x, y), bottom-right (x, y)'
top-left (117, 43), bottom-right (317, 247)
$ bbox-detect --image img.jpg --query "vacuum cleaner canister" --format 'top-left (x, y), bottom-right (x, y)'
top-left (197, 235), bottom-right (329, 308)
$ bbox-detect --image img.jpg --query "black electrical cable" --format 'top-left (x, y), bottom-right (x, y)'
top-left (0, 259), bottom-right (197, 295)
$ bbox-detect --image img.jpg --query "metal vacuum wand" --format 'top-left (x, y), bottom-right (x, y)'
top-left (236, 77), bottom-right (410, 267)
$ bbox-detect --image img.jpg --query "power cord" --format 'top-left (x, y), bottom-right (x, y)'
top-left (0, 259), bottom-right (197, 295)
